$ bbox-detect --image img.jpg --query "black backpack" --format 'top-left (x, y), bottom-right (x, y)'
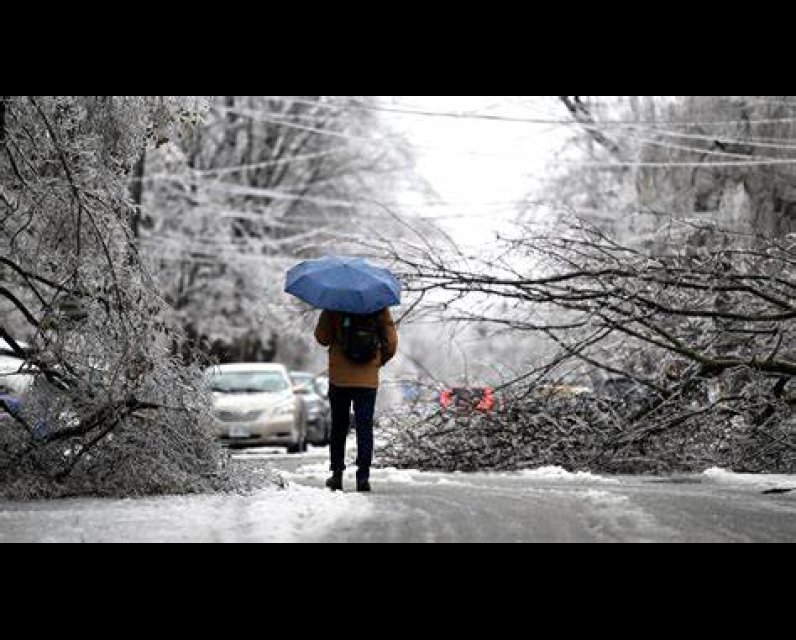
top-left (338, 312), bottom-right (385, 364)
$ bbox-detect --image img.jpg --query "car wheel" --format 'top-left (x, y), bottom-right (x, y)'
top-left (288, 429), bottom-right (308, 454)
top-left (288, 412), bottom-right (305, 454)
top-left (287, 441), bottom-right (301, 454)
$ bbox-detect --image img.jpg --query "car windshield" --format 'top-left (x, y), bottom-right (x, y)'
top-left (290, 373), bottom-right (314, 389)
top-left (210, 371), bottom-right (289, 394)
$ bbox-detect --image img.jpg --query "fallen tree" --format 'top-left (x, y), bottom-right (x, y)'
top-left (0, 96), bottom-right (225, 498)
top-left (377, 96), bottom-right (794, 474)
top-left (378, 213), bottom-right (794, 474)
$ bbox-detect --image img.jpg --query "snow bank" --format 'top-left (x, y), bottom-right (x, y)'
top-left (286, 464), bottom-right (452, 486)
top-left (513, 466), bottom-right (620, 483)
top-left (374, 465), bottom-right (620, 485)
top-left (283, 461), bottom-right (620, 488)
top-left (702, 467), bottom-right (795, 491)
top-left (377, 467), bottom-right (432, 484)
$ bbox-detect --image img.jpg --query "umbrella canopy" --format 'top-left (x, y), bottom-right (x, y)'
top-left (285, 256), bottom-right (401, 315)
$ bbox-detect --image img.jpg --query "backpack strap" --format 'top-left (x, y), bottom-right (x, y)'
top-left (373, 310), bottom-right (389, 363)
top-left (334, 312), bottom-right (346, 345)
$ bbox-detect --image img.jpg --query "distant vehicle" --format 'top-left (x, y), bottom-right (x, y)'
top-left (400, 381), bottom-right (423, 403)
top-left (207, 363), bottom-right (307, 453)
top-left (439, 386), bottom-right (496, 416)
top-left (290, 371), bottom-right (331, 446)
top-left (0, 393), bottom-right (22, 423)
top-left (0, 339), bottom-right (34, 397)
top-left (314, 375), bottom-right (330, 399)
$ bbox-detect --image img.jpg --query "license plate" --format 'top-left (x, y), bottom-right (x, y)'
top-left (229, 425), bottom-right (250, 439)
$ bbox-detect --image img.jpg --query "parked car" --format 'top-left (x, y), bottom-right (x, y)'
top-left (439, 386), bottom-right (496, 416)
top-left (0, 339), bottom-right (34, 397)
top-left (290, 371), bottom-right (331, 446)
top-left (206, 363), bottom-right (307, 453)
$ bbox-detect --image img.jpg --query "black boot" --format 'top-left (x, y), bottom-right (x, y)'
top-left (326, 471), bottom-right (343, 492)
top-left (357, 479), bottom-right (372, 493)
top-left (356, 471), bottom-right (371, 493)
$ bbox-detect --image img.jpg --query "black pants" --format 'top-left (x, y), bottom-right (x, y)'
top-left (329, 385), bottom-right (378, 480)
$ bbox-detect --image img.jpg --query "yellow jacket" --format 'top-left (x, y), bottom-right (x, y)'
top-left (315, 309), bottom-right (398, 389)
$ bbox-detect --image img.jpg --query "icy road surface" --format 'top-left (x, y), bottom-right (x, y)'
top-left (0, 447), bottom-right (793, 543)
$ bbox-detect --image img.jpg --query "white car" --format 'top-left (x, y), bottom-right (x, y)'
top-left (206, 363), bottom-right (307, 453)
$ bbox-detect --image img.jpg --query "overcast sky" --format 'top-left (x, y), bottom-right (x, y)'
top-left (379, 96), bottom-right (569, 247)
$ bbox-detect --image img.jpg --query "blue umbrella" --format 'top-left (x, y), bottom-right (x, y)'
top-left (285, 256), bottom-right (401, 315)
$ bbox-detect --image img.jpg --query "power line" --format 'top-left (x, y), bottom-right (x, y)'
top-left (625, 125), bottom-right (796, 152)
top-left (609, 129), bottom-right (796, 163)
top-left (569, 158), bottom-right (796, 168)
top-left (621, 133), bottom-right (762, 160)
top-left (139, 157), bottom-right (796, 231)
top-left (209, 105), bottom-right (796, 164)
top-left (185, 149), bottom-right (345, 175)
top-left (214, 105), bottom-right (395, 145)
top-left (214, 99), bottom-right (796, 151)
top-left (257, 95), bottom-right (796, 127)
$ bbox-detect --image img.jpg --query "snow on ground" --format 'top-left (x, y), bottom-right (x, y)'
top-left (702, 468), bottom-right (796, 491)
top-left (375, 465), bottom-right (622, 485)
top-left (283, 462), bottom-right (475, 488)
top-left (512, 466), bottom-right (621, 483)
top-left (577, 489), bottom-right (680, 542)
top-left (2, 441), bottom-right (791, 543)
top-left (284, 461), bottom-right (621, 488)
top-left (0, 483), bottom-right (373, 543)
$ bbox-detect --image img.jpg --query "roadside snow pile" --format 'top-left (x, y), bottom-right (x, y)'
top-left (284, 463), bottom-right (619, 487)
top-left (514, 466), bottom-right (620, 483)
top-left (387, 465), bottom-right (620, 485)
top-left (377, 467), bottom-right (432, 484)
top-left (284, 463), bottom-right (453, 487)
top-left (702, 468), bottom-right (795, 492)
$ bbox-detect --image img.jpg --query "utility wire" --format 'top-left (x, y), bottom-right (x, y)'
top-left (257, 95), bottom-right (796, 127)
top-left (203, 107), bottom-right (796, 166)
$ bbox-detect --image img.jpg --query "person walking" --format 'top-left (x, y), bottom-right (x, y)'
top-left (314, 308), bottom-right (398, 492)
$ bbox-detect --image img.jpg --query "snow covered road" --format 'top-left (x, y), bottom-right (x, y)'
top-left (278, 455), bottom-right (795, 543)
top-left (0, 447), bottom-right (793, 543)
top-left (0, 481), bottom-right (373, 543)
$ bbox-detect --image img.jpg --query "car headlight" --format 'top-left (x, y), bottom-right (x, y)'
top-left (271, 401), bottom-right (294, 418)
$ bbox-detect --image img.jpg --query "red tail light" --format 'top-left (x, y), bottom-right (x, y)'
top-left (477, 388), bottom-right (495, 411)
